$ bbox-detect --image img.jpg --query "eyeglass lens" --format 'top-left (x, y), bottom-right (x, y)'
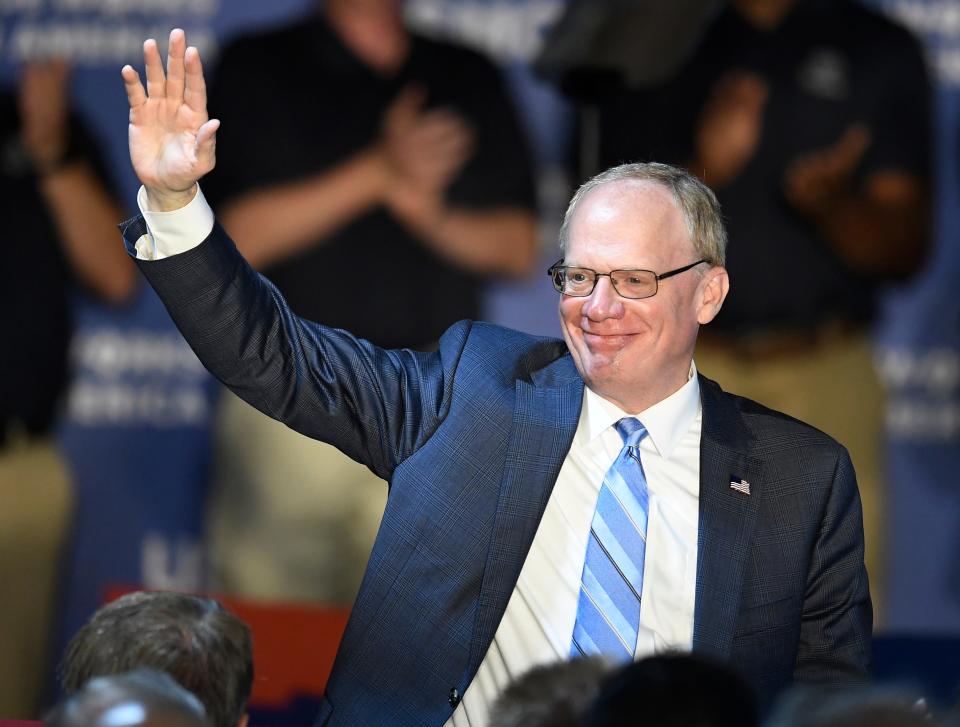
top-left (553, 267), bottom-right (658, 299)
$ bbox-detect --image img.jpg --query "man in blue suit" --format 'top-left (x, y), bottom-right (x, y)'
top-left (119, 30), bottom-right (871, 726)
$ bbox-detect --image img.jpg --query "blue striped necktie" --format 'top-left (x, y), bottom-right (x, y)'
top-left (570, 417), bottom-right (649, 663)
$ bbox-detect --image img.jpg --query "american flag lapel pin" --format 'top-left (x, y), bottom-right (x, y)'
top-left (729, 476), bottom-right (751, 496)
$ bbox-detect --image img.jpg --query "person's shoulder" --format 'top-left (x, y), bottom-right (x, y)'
top-left (440, 320), bottom-right (568, 376)
top-left (215, 16), bottom-right (319, 68)
top-left (840, 1), bottom-right (925, 56)
top-left (701, 375), bottom-right (846, 456)
top-left (448, 319), bottom-right (563, 353)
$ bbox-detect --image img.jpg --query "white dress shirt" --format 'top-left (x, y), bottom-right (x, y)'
top-left (448, 369), bottom-right (702, 726)
top-left (132, 186), bottom-right (702, 727)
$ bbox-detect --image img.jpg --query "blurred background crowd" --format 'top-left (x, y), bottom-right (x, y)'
top-left (1, 0), bottom-right (959, 722)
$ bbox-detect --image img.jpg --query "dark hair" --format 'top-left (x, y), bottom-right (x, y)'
top-left (581, 652), bottom-right (758, 727)
top-left (490, 656), bottom-right (613, 727)
top-left (47, 668), bottom-right (211, 727)
top-left (60, 591), bottom-right (253, 727)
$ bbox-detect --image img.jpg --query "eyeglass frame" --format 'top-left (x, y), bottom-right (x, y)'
top-left (546, 258), bottom-right (709, 299)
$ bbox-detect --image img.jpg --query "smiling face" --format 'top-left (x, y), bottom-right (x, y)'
top-left (560, 179), bottom-right (728, 413)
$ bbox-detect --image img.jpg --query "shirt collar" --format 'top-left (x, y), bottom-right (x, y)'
top-left (580, 361), bottom-right (701, 459)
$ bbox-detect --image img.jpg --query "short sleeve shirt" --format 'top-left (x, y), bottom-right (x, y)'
top-left (204, 16), bottom-right (537, 348)
top-left (594, 0), bottom-right (931, 334)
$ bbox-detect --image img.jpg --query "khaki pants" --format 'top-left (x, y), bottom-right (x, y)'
top-left (696, 331), bottom-right (885, 622)
top-left (0, 437), bottom-right (72, 717)
top-left (207, 390), bottom-right (387, 604)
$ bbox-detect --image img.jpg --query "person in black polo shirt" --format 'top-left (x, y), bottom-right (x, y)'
top-left (590, 0), bottom-right (931, 614)
top-left (0, 61), bottom-right (135, 717)
top-left (200, 0), bottom-right (538, 605)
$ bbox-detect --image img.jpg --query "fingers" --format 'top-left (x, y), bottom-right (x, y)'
top-left (783, 125), bottom-right (872, 216)
top-left (195, 117), bottom-right (220, 170)
top-left (381, 86), bottom-right (474, 190)
top-left (420, 116), bottom-right (474, 169)
top-left (787, 124), bottom-right (872, 186)
top-left (384, 85), bottom-right (426, 133)
top-left (399, 115), bottom-right (474, 189)
top-left (828, 124), bottom-right (871, 174)
top-left (132, 30), bottom-right (208, 115)
top-left (704, 72), bottom-right (768, 129)
top-left (121, 65), bottom-right (146, 109)
top-left (392, 85), bottom-right (426, 111)
top-left (143, 38), bottom-right (165, 99)
top-left (416, 110), bottom-right (471, 144)
top-left (183, 44), bottom-right (208, 118)
top-left (729, 73), bottom-right (768, 112)
top-left (166, 28), bottom-right (186, 104)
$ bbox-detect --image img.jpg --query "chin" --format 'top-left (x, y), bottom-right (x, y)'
top-left (580, 360), bottom-right (624, 392)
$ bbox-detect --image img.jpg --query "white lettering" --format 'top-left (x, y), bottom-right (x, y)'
top-left (886, 399), bottom-right (960, 441)
top-left (405, 0), bottom-right (566, 61)
top-left (878, 347), bottom-right (960, 442)
top-left (141, 532), bottom-right (204, 591)
top-left (877, 347), bottom-right (960, 395)
top-left (71, 328), bottom-right (206, 378)
top-left (878, 0), bottom-right (960, 86)
top-left (67, 382), bottom-right (210, 427)
top-left (50, 0), bottom-right (218, 17)
top-left (885, 0), bottom-right (960, 39)
top-left (7, 22), bottom-right (217, 63)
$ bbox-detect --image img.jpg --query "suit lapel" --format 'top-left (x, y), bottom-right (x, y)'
top-left (693, 375), bottom-right (767, 660)
top-left (461, 369), bottom-right (764, 674)
top-left (464, 354), bottom-right (583, 679)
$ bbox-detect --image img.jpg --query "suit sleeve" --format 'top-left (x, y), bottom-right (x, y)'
top-left (794, 446), bottom-right (873, 682)
top-left (121, 215), bottom-right (467, 481)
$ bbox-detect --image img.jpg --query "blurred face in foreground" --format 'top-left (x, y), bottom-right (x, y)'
top-left (559, 180), bottom-right (728, 413)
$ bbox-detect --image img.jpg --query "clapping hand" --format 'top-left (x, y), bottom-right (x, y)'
top-left (121, 28), bottom-right (219, 210)
top-left (694, 72), bottom-right (768, 188)
top-left (784, 124), bottom-right (871, 220)
top-left (379, 86), bottom-right (474, 230)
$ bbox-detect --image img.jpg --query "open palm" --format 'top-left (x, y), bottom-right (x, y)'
top-left (122, 29), bottom-right (219, 196)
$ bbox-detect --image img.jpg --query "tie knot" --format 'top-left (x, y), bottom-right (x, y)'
top-left (615, 417), bottom-right (647, 447)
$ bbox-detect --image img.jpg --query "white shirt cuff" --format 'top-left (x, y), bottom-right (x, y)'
top-left (133, 184), bottom-right (216, 260)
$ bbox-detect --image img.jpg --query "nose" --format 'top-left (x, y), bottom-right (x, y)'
top-left (582, 275), bottom-right (624, 321)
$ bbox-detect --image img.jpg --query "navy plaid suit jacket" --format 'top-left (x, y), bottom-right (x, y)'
top-left (126, 219), bottom-right (872, 726)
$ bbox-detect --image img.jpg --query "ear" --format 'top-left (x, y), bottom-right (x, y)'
top-left (237, 713), bottom-right (249, 727)
top-left (695, 266), bottom-right (729, 325)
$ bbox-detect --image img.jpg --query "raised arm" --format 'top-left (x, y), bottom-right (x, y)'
top-left (121, 28), bottom-right (218, 211)
top-left (119, 30), bottom-right (458, 476)
top-left (216, 86), bottom-right (475, 270)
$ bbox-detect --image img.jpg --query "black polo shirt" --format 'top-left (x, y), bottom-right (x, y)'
top-left (204, 16), bottom-right (536, 349)
top-left (594, 0), bottom-right (931, 335)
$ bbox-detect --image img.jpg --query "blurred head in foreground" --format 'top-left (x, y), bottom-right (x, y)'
top-left (60, 591), bottom-right (253, 727)
top-left (47, 669), bottom-right (211, 727)
top-left (581, 652), bottom-right (758, 727)
top-left (490, 656), bottom-right (612, 726)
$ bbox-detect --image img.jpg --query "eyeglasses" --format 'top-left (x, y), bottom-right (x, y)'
top-left (547, 259), bottom-right (708, 299)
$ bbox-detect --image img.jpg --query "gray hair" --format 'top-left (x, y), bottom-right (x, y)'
top-left (559, 162), bottom-right (727, 267)
top-left (61, 591), bottom-right (253, 727)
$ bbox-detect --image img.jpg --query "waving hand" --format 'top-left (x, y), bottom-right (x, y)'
top-left (121, 29), bottom-right (219, 210)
